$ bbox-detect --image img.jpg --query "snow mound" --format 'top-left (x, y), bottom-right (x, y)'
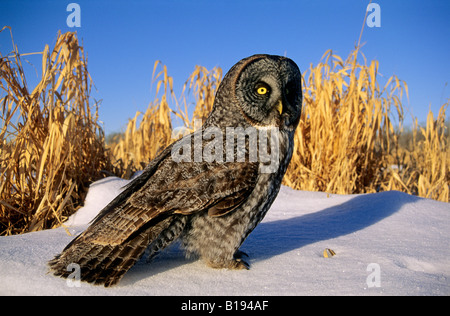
top-left (0, 176), bottom-right (449, 295)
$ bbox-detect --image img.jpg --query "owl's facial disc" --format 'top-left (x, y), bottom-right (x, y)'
top-left (235, 56), bottom-right (302, 129)
top-left (235, 74), bottom-right (282, 126)
top-left (254, 78), bottom-right (283, 116)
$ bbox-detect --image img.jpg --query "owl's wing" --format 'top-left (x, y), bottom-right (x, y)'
top-left (74, 143), bottom-right (259, 247)
top-left (49, 139), bottom-right (259, 286)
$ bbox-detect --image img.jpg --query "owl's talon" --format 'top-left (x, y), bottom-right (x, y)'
top-left (234, 258), bottom-right (250, 270)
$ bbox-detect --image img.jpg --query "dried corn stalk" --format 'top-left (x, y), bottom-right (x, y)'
top-left (0, 28), bottom-right (109, 235)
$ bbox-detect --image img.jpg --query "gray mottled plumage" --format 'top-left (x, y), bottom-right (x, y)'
top-left (48, 54), bottom-right (302, 286)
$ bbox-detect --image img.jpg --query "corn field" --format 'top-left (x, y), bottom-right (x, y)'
top-left (1, 30), bottom-right (448, 236)
top-left (1, 28), bottom-right (110, 235)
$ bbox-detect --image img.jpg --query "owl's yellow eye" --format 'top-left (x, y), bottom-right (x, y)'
top-left (257, 87), bottom-right (268, 95)
top-left (256, 84), bottom-right (269, 96)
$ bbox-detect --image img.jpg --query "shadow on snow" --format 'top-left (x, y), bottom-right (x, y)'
top-left (245, 190), bottom-right (420, 262)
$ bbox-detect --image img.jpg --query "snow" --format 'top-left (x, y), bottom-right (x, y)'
top-left (0, 176), bottom-right (449, 296)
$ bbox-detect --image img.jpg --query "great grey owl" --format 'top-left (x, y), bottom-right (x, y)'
top-left (48, 54), bottom-right (302, 286)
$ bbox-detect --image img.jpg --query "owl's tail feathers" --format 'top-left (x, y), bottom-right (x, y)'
top-left (48, 226), bottom-right (153, 287)
top-left (48, 216), bottom-right (182, 287)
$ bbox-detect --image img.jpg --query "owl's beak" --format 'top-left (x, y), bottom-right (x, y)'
top-left (275, 100), bottom-right (283, 115)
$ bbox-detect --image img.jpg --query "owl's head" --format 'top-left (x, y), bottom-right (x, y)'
top-left (212, 54), bottom-right (302, 131)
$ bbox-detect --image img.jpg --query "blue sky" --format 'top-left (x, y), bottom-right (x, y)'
top-left (1, 0), bottom-right (449, 135)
